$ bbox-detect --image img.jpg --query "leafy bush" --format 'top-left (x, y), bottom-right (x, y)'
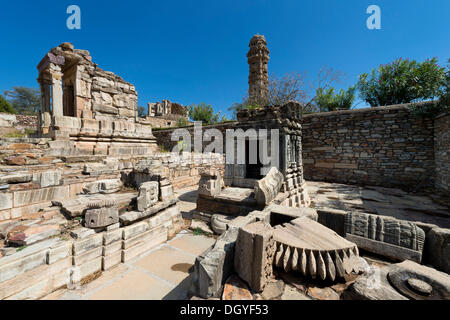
top-left (176, 117), bottom-right (190, 128)
top-left (358, 58), bottom-right (446, 107)
top-left (189, 102), bottom-right (223, 125)
top-left (0, 94), bottom-right (17, 114)
top-left (410, 59), bottom-right (450, 118)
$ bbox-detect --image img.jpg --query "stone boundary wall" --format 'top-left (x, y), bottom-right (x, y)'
top-left (301, 105), bottom-right (436, 191)
top-left (434, 112), bottom-right (450, 193)
top-left (0, 114), bottom-right (38, 136)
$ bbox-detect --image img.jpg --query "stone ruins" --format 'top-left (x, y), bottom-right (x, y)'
top-left (0, 35), bottom-right (449, 300)
top-left (146, 100), bottom-right (190, 128)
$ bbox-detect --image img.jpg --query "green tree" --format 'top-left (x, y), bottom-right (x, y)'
top-left (176, 117), bottom-right (190, 127)
top-left (314, 86), bottom-right (356, 112)
top-left (0, 94), bottom-right (17, 114)
top-left (410, 59), bottom-right (450, 117)
top-left (137, 106), bottom-right (147, 118)
top-left (189, 103), bottom-right (222, 125)
top-left (357, 58), bottom-right (446, 107)
top-left (4, 87), bottom-right (40, 115)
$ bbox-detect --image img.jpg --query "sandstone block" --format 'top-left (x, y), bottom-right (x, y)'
top-left (84, 206), bottom-right (119, 229)
top-left (73, 247), bottom-right (103, 266)
top-left (102, 251), bottom-right (122, 271)
top-left (254, 167), bottom-right (284, 206)
top-left (234, 221), bottom-right (275, 292)
top-left (122, 221), bottom-right (149, 240)
top-left (47, 241), bottom-right (72, 265)
top-left (82, 179), bottom-right (122, 195)
top-left (103, 228), bottom-right (122, 246)
top-left (72, 234), bottom-right (103, 256)
top-left (121, 227), bottom-right (167, 263)
top-left (103, 241), bottom-right (122, 256)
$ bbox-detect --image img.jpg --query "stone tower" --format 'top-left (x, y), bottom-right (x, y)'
top-left (247, 34), bottom-right (270, 105)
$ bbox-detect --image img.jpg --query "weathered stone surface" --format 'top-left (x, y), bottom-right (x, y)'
top-left (70, 227), bottom-right (95, 240)
top-left (121, 227), bottom-right (167, 262)
top-left (0, 192), bottom-right (12, 210)
top-left (261, 280), bottom-right (285, 300)
top-left (386, 260), bottom-right (450, 300)
top-left (281, 285), bottom-right (311, 300)
top-left (103, 228), bottom-right (122, 246)
top-left (137, 181), bottom-right (159, 212)
top-left (211, 214), bottom-right (233, 235)
top-left (72, 234), bottom-right (103, 256)
top-left (119, 199), bottom-right (178, 225)
top-left (122, 221), bottom-right (149, 240)
top-left (191, 228), bottom-right (239, 299)
top-left (425, 227), bottom-right (450, 274)
top-left (267, 204), bottom-right (318, 222)
top-left (273, 217), bottom-right (359, 281)
top-left (13, 186), bottom-right (69, 207)
top-left (83, 179), bottom-right (122, 195)
top-left (307, 287), bottom-right (340, 300)
top-left (345, 212), bottom-right (425, 262)
top-left (0, 173), bottom-right (32, 185)
top-left (247, 34), bottom-right (269, 104)
top-left (84, 206), bottom-right (119, 229)
top-left (7, 225), bottom-right (60, 246)
top-left (222, 275), bottom-right (253, 300)
top-left (198, 171), bottom-right (222, 197)
top-left (102, 250), bottom-right (122, 271)
top-left (234, 221), bottom-right (275, 292)
top-left (73, 247), bottom-right (103, 266)
top-left (254, 167), bottom-right (284, 206)
top-left (33, 170), bottom-right (61, 188)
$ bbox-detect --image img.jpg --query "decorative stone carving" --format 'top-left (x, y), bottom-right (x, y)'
top-left (234, 221), bottom-right (276, 293)
top-left (198, 169), bottom-right (222, 197)
top-left (137, 181), bottom-right (159, 212)
top-left (345, 212), bottom-right (425, 262)
top-left (254, 167), bottom-right (284, 206)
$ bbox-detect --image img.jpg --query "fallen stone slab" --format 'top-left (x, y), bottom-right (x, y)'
top-left (119, 198), bottom-right (178, 225)
top-left (0, 173), bottom-right (32, 185)
top-left (7, 225), bottom-right (60, 246)
top-left (82, 179), bottom-right (122, 195)
top-left (254, 167), bottom-right (284, 206)
top-left (273, 217), bottom-right (359, 281)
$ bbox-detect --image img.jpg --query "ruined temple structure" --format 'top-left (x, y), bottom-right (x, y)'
top-left (146, 100), bottom-right (190, 128)
top-left (36, 42), bottom-right (157, 158)
top-left (197, 102), bottom-right (310, 217)
top-left (248, 34), bottom-right (270, 105)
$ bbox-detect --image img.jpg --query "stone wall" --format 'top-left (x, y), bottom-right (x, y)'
top-left (153, 122), bottom-right (237, 152)
top-left (0, 114), bottom-right (37, 136)
top-left (301, 105), bottom-right (436, 191)
top-left (435, 112), bottom-right (450, 193)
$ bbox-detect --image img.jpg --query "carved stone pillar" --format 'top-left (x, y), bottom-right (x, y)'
top-left (50, 67), bottom-right (64, 117)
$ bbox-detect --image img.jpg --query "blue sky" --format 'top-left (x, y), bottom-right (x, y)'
top-left (0, 0), bottom-right (449, 118)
